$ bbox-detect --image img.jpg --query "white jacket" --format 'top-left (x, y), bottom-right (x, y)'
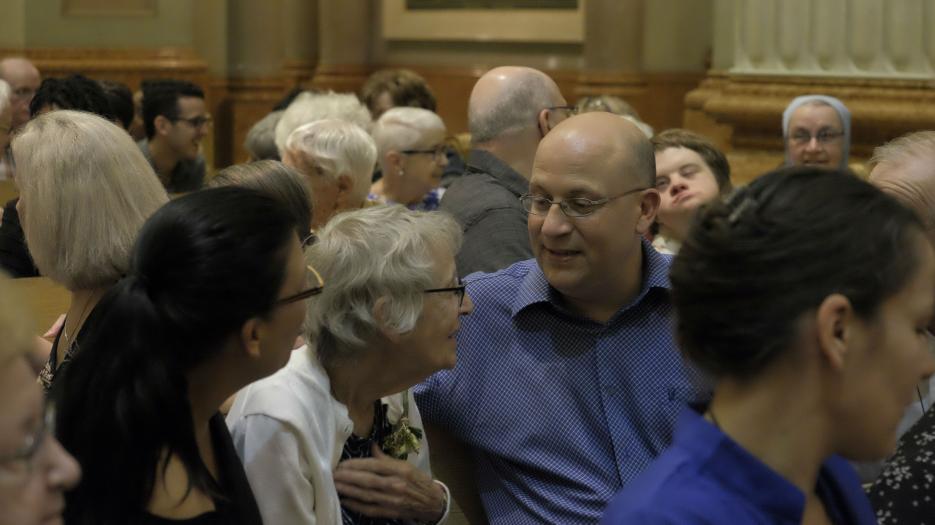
top-left (227, 345), bottom-right (448, 525)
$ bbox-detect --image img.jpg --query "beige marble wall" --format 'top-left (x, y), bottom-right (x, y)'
top-left (732, 0), bottom-right (935, 78)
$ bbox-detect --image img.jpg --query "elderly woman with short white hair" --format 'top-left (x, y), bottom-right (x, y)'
top-left (369, 107), bottom-right (449, 210)
top-left (282, 118), bottom-right (377, 230)
top-left (228, 205), bottom-right (473, 525)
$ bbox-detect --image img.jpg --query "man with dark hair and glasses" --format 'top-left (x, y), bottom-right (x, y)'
top-left (137, 79), bottom-right (210, 193)
top-left (416, 112), bottom-right (709, 524)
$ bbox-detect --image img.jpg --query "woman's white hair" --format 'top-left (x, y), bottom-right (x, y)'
top-left (0, 79), bottom-right (10, 116)
top-left (12, 110), bottom-right (169, 290)
top-left (274, 91), bottom-right (372, 155)
top-left (284, 119), bottom-right (376, 204)
top-left (306, 205), bottom-right (462, 358)
top-left (372, 107), bottom-right (446, 160)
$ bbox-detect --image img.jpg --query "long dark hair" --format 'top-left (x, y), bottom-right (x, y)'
top-left (671, 167), bottom-right (924, 379)
top-left (54, 187), bottom-right (297, 524)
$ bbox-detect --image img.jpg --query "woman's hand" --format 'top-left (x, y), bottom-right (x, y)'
top-left (334, 443), bottom-right (446, 523)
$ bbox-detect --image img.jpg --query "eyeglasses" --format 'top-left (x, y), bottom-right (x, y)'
top-left (0, 402), bottom-right (54, 484)
top-left (519, 187), bottom-right (648, 218)
top-left (174, 114), bottom-right (213, 129)
top-left (424, 281), bottom-right (466, 308)
top-left (11, 87), bottom-right (36, 101)
top-left (546, 105), bottom-right (577, 118)
top-left (302, 232), bottom-right (318, 248)
top-left (401, 145), bottom-right (447, 163)
top-left (789, 130), bottom-right (843, 145)
top-left (275, 264), bottom-right (325, 306)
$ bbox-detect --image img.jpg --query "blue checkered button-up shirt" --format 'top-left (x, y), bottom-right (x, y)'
top-left (415, 241), bottom-right (710, 524)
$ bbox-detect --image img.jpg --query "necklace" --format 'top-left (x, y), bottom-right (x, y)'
top-left (61, 291), bottom-right (98, 348)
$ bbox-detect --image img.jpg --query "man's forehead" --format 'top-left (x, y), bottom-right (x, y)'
top-left (177, 96), bottom-right (206, 114)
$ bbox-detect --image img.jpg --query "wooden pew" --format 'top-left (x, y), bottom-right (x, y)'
top-left (7, 277), bottom-right (69, 333)
top-left (0, 180), bottom-right (18, 206)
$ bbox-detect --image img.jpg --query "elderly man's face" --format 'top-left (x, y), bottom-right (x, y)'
top-left (528, 134), bottom-right (655, 302)
top-left (0, 105), bottom-right (11, 154)
top-left (0, 62), bottom-right (40, 131)
top-left (787, 104), bottom-right (845, 169)
top-left (0, 356), bottom-right (81, 525)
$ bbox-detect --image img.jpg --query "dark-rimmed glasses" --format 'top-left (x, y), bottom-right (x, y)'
top-left (546, 105), bottom-right (577, 117)
top-left (519, 186), bottom-right (648, 218)
top-left (0, 402), bottom-right (55, 483)
top-left (401, 145), bottom-right (447, 163)
top-left (174, 114), bottom-right (213, 129)
top-left (276, 264), bottom-right (325, 306)
top-left (425, 282), bottom-right (466, 308)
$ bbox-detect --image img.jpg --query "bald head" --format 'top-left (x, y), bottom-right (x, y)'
top-left (468, 66), bottom-right (564, 144)
top-left (535, 112), bottom-right (655, 188)
top-left (0, 57), bottom-right (40, 130)
top-left (869, 131), bottom-right (935, 235)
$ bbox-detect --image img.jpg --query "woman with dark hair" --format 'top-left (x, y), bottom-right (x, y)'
top-left (602, 167), bottom-right (935, 524)
top-left (53, 187), bottom-right (317, 524)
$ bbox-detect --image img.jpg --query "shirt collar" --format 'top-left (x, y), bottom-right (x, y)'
top-left (675, 407), bottom-right (806, 521)
top-left (467, 149), bottom-right (529, 198)
top-left (510, 238), bottom-right (672, 319)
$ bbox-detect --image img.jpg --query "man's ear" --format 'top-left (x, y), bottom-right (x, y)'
top-left (154, 114), bottom-right (173, 137)
top-left (240, 318), bottom-right (263, 359)
top-left (537, 108), bottom-right (554, 139)
top-left (635, 190), bottom-right (661, 235)
top-left (815, 293), bottom-right (853, 371)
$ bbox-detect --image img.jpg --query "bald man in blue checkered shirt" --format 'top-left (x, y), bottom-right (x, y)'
top-left (416, 112), bottom-right (710, 524)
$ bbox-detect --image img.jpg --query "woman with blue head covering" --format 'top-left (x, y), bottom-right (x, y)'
top-left (783, 95), bottom-right (851, 169)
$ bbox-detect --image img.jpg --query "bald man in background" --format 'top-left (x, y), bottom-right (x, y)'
top-left (417, 113), bottom-right (708, 523)
top-left (0, 57), bottom-right (40, 179)
top-left (440, 66), bottom-right (572, 277)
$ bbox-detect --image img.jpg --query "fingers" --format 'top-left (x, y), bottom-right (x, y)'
top-left (339, 497), bottom-right (405, 519)
top-left (335, 455), bottom-right (421, 479)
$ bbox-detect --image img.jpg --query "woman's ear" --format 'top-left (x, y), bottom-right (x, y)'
top-left (815, 293), bottom-right (854, 371)
top-left (372, 296), bottom-right (403, 343)
top-left (240, 317), bottom-right (263, 359)
top-left (386, 151), bottom-right (403, 175)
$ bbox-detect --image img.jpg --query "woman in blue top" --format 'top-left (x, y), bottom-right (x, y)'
top-left (602, 166), bottom-right (935, 524)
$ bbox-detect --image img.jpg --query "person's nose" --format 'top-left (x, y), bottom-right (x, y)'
top-left (669, 179), bottom-right (688, 197)
top-left (805, 136), bottom-right (822, 151)
top-left (540, 201), bottom-right (573, 237)
top-left (44, 437), bottom-right (82, 490)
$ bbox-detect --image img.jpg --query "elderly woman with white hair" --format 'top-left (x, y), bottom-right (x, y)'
top-left (282, 118), bottom-right (377, 230)
top-left (369, 107), bottom-right (449, 211)
top-left (11, 110), bottom-right (169, 391)
top-left (782, 94), bottom-right (851, 169)
top-left (228, 205), bottom-right (473, 525)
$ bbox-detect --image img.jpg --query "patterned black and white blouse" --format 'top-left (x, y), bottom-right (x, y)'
top-left (867, 406), bottom-right (935, 524)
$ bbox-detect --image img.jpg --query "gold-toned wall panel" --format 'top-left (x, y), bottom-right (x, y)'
top-left (62, 0), bottom-right (156, 16)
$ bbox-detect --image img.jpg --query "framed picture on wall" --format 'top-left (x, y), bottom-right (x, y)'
top-left (382, 0), bottom-right (584, 43)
